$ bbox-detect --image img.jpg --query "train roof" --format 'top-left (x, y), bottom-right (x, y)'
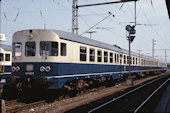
top-left (51, 30), bottom-right (122, 51)
top-left (14, 29), bottom-right (164, 62)
top-left (0, 44), bottom-right (12, 51)
top-left (51, 30), bottom-right (160, 62)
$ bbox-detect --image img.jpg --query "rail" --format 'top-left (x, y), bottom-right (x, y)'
top-left (88, 74), bottom-right (169, 113)
top-left (6, 100), bottom-right (46, 113)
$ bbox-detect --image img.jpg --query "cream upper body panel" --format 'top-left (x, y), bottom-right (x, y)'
top-left (13, 29), bottom-right (60, 63)
top-left (12, 29), bottom-right (166, 67)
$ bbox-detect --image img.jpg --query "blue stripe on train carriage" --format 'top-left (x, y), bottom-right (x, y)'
top-left (0, 65), bottom-right (11, 79)
top-left (12, 62), bottom-right (163, 77)
top-left (12, 62), bottom-right (164, 88)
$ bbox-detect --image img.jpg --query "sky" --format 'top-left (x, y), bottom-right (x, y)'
top-left (1, 0), bottom-right (170, 62)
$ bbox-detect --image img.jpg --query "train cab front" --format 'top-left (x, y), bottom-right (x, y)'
top-left (7, 29), bottom-right (61, 91)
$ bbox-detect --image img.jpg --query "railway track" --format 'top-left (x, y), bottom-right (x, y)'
top-left (88, 74), bottom-right (170, 113)
top-left (5, 99), bottom-right (46, 113)
top-left (3, 73), bottom-right (168, 113)
top-left (5, 99), bottom-right (18, 107)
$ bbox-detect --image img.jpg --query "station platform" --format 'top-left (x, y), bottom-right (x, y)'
top-left (154, 84), bottom-right (170, 112)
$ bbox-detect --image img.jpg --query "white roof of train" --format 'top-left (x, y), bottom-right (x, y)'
top-left (0, 44), bottom-right (12, 51)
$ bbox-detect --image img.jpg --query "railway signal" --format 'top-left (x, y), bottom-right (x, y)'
top-left (126, 25), bottom-right (136, 85)
top-left (126, 25), bottom-right (136, 43)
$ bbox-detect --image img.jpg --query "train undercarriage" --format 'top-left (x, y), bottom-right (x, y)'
top-left (2, 69), bottom-right (167, 100)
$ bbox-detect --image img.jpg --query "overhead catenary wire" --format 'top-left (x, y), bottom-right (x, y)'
top-left (3, 12), bottom-right (7, 20)
top-left (1, 0), bottom-right (170, 62)
top-left (78, 2), bottom-right (154, 51)
top-left (147, 0), bottom-right (170, 47)
top-left (80, 12), bottom-right (115, 36)
top-left (14, 11), bottom-right (19, 22)
top-left (137, 1), bottom-right (166, 44)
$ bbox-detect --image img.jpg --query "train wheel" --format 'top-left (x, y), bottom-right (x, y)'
top-left (31, 76), bottom-right (47, 88)
top-left (6, 76), bottom-right (16, 84)
top-left (58, 95), bottom-right (64, 101)
top-left (2, 84), bottom-right (18, 100)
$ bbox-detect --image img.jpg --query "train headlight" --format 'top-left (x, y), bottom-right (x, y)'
top-left (45, 66), bottom-right (51, 72)
top-left (16, 66), bottom-right (20, 72)
top-left (40, 66), bottom-right (45, 72)
top-left (12, 66), bottom-right (16, 72)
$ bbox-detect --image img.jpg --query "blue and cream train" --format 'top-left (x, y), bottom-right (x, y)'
top-left (8, 29), bottom-right (167, 91)
top-left (0, 44), bottom-right (12, 80)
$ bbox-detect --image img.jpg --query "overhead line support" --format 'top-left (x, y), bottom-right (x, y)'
top-left (155, 49), bottom-right (170, 63)
top-left (77, 0), bottom-right (138, 8)
top-left (72, 0), bottom-right (138, 34)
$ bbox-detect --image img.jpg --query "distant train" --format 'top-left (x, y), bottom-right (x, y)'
top-left (167, 63), bottom-right (170, 69)
top-left (0, 44), bottom-right (12, 80)
top-left (5, 29), bottom-right (167, 95)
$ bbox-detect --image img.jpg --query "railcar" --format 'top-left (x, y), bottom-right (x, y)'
top-left (167, 63), bottom-right (170, 69)
top-left (0, 44), bottom-right (12, 80)
top-left (4, 29), bottom-right (167, 96)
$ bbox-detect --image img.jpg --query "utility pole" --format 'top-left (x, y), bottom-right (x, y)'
top-left (165, 49), bottom-right (167, 63)
top-left (134, 0), bottom-right (137, 26)
top-left (137, 50), bottom-right (142, 72)
top-left (72, 0), bottom-right (78, 34)
top-left (155, 49), bottom-right (170, 63)
top-left (72, 0), bottom-right (138, 34)
top-left (152, 39), bottom-right (156, 58)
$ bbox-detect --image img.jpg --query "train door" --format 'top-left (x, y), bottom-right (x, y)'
top-left (0, 53), bottom-right (5, 78)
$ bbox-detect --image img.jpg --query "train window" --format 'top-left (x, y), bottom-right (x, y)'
top-left (136, 58), bottom-right (138, 64)
top-left (127, 56), bottom-right (131, 64)
top-left (90, 48), bottom-right (95, 62)
top-left (141, 59), bottom-right (144, 65)
top-left (51, 42), bottom-right (58, 56)
top-left (110, 53), bottom-right (113, 63)
top-left (120, 54), bottom-right (122, 64)
top-left (61, 43), bottom-right (66, 56)
top-left (133, 57), bottom-right (135, 64)
top-left (40, 42), bottom-right (58, 56)
top-left (5, 54), bottom-right (10, 61)
top-left (13, 43), bottom-right (22, 56)
top-left (124, 55), bottom-right (126, 64)
top-left (25, 42), bottom-right (36, 56)
top-left (104, 51), bottom-right (108, 62)
top-left (80, 46), bottom-right (86, 61)
top-left (115, 53), bottom-right (117, 63)
top-left (127, 56), bottom-right (129, 64)
top-left (97, 50), bottom-right (102, 62)
top-left (131, 57), bottom-right (133, 64)
top-left (0, 53), bottom-right (3, 61)
top-left (117, 54), bottom-right (119, 63)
